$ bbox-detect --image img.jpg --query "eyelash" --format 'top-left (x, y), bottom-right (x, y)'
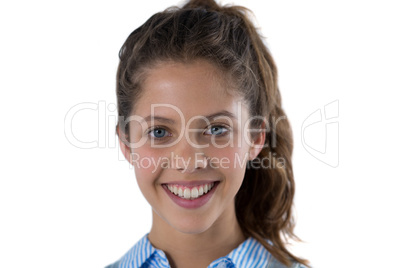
top-left (204, 125), bottom-right (230, 136)
top-left (147, 124), bottom-right (230, 140)
top-left (147, 126), bottom-right (172, 140)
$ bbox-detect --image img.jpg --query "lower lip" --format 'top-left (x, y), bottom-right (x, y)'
top-left (162, 182), bottom-right (219, 209)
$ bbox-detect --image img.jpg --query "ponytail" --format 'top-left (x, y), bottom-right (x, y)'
top-left (183, 1), bottom-right (307, 266)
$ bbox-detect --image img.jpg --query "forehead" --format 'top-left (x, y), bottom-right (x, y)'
top-left (133, 60), bottom-right (246, 119)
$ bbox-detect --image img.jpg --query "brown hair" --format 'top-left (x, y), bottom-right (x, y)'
top-left (115, 0), bottom-right (308, 266)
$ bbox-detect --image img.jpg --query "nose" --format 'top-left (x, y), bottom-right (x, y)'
top-left (171, 136), bottom-right (208, 173)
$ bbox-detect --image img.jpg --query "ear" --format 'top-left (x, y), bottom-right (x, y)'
top-left (116, 126), bottom-right (133, 164)
top-left (248, 120), bottom-right (267, 161)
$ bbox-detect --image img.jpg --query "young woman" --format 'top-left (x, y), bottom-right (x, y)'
top-left (107, 0), bottom-right (309, 267)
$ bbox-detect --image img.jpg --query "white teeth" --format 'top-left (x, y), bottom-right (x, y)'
top-left (183, 188), bottom-right (191, 199)
top-left (178, 188), bottom-right (183, 197)
top-left (166, 182), bottom-right (216, 200)
top-left (191, 188), bottom-right (198, 198)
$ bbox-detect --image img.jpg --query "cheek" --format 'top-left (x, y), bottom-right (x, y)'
top-left (128, 120), bottom-right (150, 146)
top-left (205, 141), bottom-right (250, 171)
top-left (205, 127), bottom-right (249, 158)
top-left (131, 148), bottom-right (163, 185)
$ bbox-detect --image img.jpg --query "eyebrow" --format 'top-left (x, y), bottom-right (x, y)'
top-left (140, 110), bottom-right (238, 124)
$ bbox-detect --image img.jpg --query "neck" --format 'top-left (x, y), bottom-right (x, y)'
top-left (148, 205), bottom-right (245, 268)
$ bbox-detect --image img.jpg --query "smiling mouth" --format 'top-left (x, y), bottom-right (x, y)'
top-left (163, 182), bottom-right (217, 200)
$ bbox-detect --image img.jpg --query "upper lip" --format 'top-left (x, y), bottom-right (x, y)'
top-left (162, 180), bottom-right (219, 187)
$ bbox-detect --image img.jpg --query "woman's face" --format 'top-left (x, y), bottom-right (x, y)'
top-left (120, 60), bottom-right (264, 234)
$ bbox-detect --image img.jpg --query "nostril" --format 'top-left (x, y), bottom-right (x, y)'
top-left (172, 152), bottom-right (209, 172)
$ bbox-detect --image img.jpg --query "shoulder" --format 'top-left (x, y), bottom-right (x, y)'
top-left (105, 261), bottom-right (120, 268)
top-left (266, 255), bottom-right (308, 268)
top-left (105, 234), bottom-right (156, 268)
top-left (227, 236), bottom-right (308, 268)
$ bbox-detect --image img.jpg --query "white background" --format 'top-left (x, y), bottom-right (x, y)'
top-left (1, 0), bottom-right (401, 267)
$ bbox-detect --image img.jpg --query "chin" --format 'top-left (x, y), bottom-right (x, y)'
top-left (173, 225), bottom-right (211, 235)
top-left (168, 216), bottom-right (215, 235)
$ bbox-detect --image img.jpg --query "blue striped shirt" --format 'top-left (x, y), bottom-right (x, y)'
top-left (106, 234), bottom-right (306, 268)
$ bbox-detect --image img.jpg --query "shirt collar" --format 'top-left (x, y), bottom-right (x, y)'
top-left (119, 233), bottom-right (272, 268)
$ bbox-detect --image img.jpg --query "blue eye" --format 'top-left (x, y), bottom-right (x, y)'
top-left (150, 128), bottom-right (168, 138)
top-left (205, 125), bottom-right (228, 136)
